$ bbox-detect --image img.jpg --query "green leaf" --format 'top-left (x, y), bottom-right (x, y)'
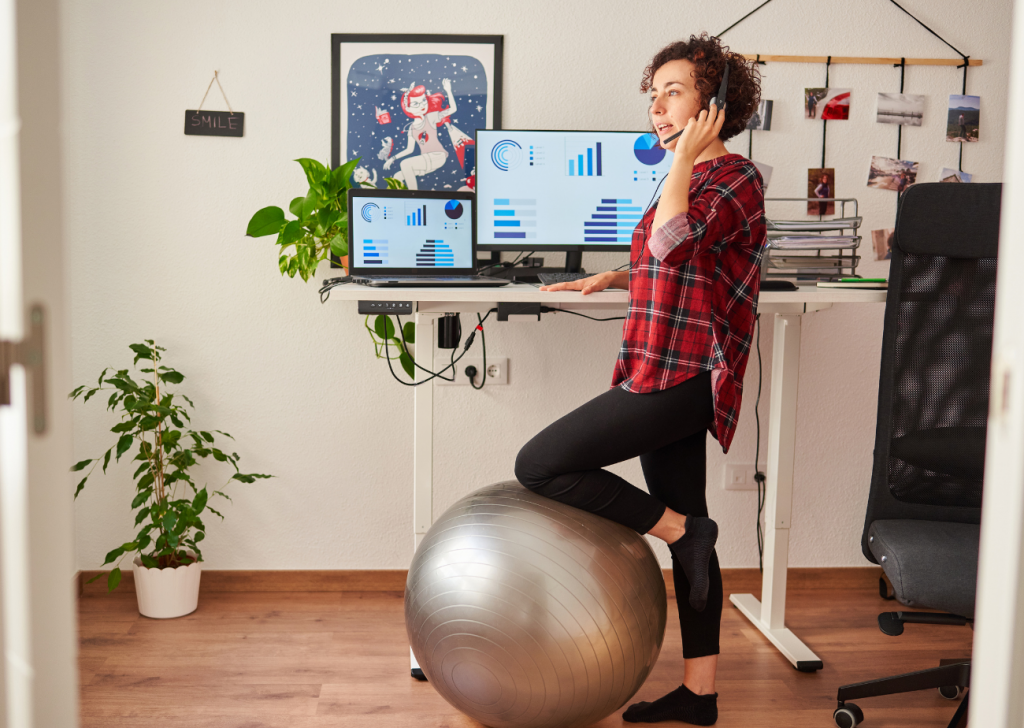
top-left (246, 206), bottom-right (287, 237)
top-left (159, 370), bottom-right (184, 385)
top-left (137, 472), bottom-right (154, 490)
top-left (131, 489), bottom-right (152, 509)
top-left (399, 350), bottom-right (415, 379)
top-left (102, 448), bottom-right (112, 473)
top-left (111, 420), bottom-right (135, 433)
top-left (70, 458), bottom-right (93, 472)
top-left (281, 220), bottom-right (303, 246)
top-left (200, 431), bottom-right (214, 443)
top-left (107, 567), bottom-right (122, 592)
top-left (402, 321), bottom-right (415, 344)
top-left (296, 158), bottom-right (329, 188)
top-left (115, 434), bottom-right (133, 461)
top-left (162, 511), bottom-right (177, 533)
top-left (102, 547), bottom-right (124, 566)
top-left (329, 232), bottom-right (347, 258)
top-left (288, 196), bottom-right (305, 217)
top-left (140, 554), bottom-right (158, 568)
top-left (301, 187), bottom-right (319, 220)
top-left (278, 255), bottom-right (289, 275)
top-left (374, 315), bottom-right (396, 339)
top-left (129, 343), bottom-right (154, 362)
top-left (85, 573), bottom-right (104, 584)
top-left (193, 488), bottom-right (208, 513)
top-left (74, 476), bottom-right (87, 498)
top-left (163, 430), bottom-right (182, 448)
top-left (134, 506), bottom-right (151, 526)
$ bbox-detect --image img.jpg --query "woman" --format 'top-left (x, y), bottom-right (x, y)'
top-left (815, 172), bottom-right (831, 215)
top-left (383, 78), bottom-right (456, 189)
top-left (515, 34), bottom-right (765, 726)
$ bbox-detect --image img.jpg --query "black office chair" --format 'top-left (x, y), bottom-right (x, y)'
top-left (833, 182), bottom-right (1001, 728)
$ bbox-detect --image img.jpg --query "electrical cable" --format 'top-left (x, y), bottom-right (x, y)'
top-left (381, 308), bottom-right (496, 387)
top-left (614, 173), bottom-right (669, 273)
top-left (319, 276), bottom-right (352, 303)
top-left (753, 314), bottom-right (766, 574)
top-left (469, 313), bottom-right (487, 390)
top-left (539, 306), bottom-right (625, 322)
top-left (394, 314), bottom-right (454, 382)
top-left (476, 250), bottom-right (536, 276)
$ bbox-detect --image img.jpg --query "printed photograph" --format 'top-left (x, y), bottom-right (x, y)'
top-left (876, 93), bottom-right (925, 126)
top-left (939, 167), bottom-right (973, 183)
top-left (806, 88), bottom-right (851, 120)
top-left (947, 94), bottom-right (980, 142)
top-left (752, 160), bottom-right (773, 189)
top-left (872, 228), bottom-right (895, 261)
top-left (807, 168), bottom-right (835, 215)
top-left (867, 156), bottom-right (919, 192)
top-left (746, 99), bottom-right (774, 130)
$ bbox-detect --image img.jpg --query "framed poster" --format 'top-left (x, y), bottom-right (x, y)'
top-left (331, 34), bottom-right (503, 192)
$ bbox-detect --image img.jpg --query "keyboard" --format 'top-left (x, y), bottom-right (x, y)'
top-left (537, 272), bottom-right (591, 286)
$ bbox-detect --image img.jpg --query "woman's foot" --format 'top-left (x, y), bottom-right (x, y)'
top-left (667, 515), bottom-right (718, 611)
top-left (622, 684), bottom-right (718, 725)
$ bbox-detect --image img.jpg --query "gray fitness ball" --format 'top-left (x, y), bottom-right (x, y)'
top-left (405, 481), bottom-right (667, 728)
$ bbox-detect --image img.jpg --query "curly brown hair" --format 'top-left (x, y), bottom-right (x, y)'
top-left (640, 33), bottom-right (762, 143)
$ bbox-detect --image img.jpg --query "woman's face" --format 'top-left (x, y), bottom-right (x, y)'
top-left (407, 93), bottom-right (428, 117)
top-left (649, 59), bottom-right (705, 152)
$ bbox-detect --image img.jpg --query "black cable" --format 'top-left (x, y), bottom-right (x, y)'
top-left (753, 314), bottom-right (766, 574)
top-left (381, 308), bottom-right (496, 387)
top-left (821, 56), bottom-right (831, 171)
top-left (394, 314), bottom-right (454, 382)
top-left (469, 313), bottom-right (487, 390)
top-left (476, 250), bottom-right (535, 276)
top-left (539, 306), bottom-right (624, 322)
top-left (717, 0), bottom-right (776, 37)
top-left (614, 173), bottom-right (669, 273)
top-left (319, 276), bottom-right (352, 303)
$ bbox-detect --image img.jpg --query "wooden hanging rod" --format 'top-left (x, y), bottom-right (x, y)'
top-left (740, 54), bottom-right (982, 67)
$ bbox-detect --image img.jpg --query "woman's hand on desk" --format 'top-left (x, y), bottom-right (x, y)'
top-left (539, 271), bottom-right (626, 295)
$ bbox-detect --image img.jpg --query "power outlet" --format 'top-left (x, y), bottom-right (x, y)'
top-left (723, 463), bottom-right (767, 491)
top-left (435, 356), bottom-right (508, 386)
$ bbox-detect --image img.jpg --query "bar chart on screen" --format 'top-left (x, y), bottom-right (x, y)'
top-left (583, 199), bottom-right (643, 243)
top-left (416, 240), bottom-right (455, 267)
top-left (492, 198), bottom-right (538, 240)
top-left (566, 140), bottom-right (603, 177)
top-left (405, 203), bottom-right (428, 226)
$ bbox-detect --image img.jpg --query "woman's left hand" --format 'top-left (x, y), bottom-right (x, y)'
top-left (674, 104), bottom-right (726, 165)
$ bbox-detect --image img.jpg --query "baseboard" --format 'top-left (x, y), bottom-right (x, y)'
top-left (78, 566), bottom-right (879, 598)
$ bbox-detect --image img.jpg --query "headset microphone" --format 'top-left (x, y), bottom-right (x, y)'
top-left (659, 63), bottom-right (729, 147)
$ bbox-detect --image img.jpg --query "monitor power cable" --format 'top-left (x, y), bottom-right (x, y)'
top-left (382, 308), bottom-right (497, 387)
top-left (753, 314), bottom-right (767, 574)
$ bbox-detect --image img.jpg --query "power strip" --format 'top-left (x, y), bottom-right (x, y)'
top-left (357, 301), bottom-right (413, 315)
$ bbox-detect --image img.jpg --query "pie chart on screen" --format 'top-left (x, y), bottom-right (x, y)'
top-left (444, 200), bottom-right (464, 219)
top-left (634, 133), bottom-right (666, 166)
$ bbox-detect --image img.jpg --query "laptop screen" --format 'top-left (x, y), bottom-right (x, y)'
top-left (348, 189), bottom-right (475, 275)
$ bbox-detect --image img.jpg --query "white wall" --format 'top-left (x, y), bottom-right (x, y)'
top-left (63, 0), bottom-right (1013, 571)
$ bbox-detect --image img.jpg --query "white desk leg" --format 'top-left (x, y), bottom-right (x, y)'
top-left (411, 311), bottom-right (436, 680)
top-left (730, 313), bottom-right (823, 672)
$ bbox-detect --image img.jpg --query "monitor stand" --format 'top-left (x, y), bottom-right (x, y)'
top-left (564, 251), bottom-right (583, 273)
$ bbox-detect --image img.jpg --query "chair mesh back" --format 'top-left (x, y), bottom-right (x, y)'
top-left (887, 254), bottom-right (996, 508)
top-left (862, 183), bottom-right (1001, 560)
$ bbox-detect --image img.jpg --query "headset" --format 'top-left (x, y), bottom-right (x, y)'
top-left (624, 62), bottom-right (730, 274)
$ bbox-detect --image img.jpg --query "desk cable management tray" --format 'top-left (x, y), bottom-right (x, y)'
top-left (763, 197), bottom-right (862, 281)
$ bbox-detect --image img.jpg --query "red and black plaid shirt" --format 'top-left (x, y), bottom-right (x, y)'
top-left (611, 154), bottom-right (766, 454)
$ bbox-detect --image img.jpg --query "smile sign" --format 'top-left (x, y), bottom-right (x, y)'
top-left (184, 110), bottom-right (245, 137)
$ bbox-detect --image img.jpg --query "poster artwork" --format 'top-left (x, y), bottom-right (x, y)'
top-left (346, 54), bottom-right (486, 191)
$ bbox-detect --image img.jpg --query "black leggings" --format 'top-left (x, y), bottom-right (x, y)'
top-left (514, 371), bottom-right (723, 659)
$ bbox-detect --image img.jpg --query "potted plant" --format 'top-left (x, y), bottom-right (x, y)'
top-left (245, 158), bottom-right (417, 377)
top-left (70, 340), bottom-right (271, 618)
top-left (245, 157), bottom-right (404, 278)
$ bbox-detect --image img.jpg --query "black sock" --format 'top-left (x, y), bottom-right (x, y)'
top-left (668, 515), bottom-right (718, 612)
top-left (622, 683), bottom-right (718, 725)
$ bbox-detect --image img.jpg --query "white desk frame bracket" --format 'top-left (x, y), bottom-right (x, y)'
top-left (729, 312), bottom-right (823, 672)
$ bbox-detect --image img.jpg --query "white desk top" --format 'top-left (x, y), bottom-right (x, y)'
top-left (326, 282), bottom-right (886, 309)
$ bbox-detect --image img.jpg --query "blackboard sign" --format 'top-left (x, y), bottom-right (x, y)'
top-left (184, 110), bottom-right (244, 137)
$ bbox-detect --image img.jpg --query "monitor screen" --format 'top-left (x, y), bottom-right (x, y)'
top-left (475, 130), bottom-right (675, 252)
top-left (348, 190), bottom-right (475, 273)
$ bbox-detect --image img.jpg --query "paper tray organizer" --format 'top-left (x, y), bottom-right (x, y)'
top-left (761, 198), bottom-right (862, 281)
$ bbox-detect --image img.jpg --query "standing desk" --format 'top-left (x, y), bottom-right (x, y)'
top-left (332, 282), bottom-right (886, 671)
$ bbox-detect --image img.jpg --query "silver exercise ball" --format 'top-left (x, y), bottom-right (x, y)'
top-left (405, 481), bottom-right (667, 728)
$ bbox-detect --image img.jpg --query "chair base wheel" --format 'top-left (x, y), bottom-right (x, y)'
top-left (939, 684), bottom-right (962, 700)
top-left (834, 702), bottom-right (864, 728)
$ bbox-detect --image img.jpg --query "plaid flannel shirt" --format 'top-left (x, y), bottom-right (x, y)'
top-left (611, 154), bottom-right (766, 454)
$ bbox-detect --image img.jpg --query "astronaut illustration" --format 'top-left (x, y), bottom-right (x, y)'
top-left (383, 78), bottom-right (458, 190)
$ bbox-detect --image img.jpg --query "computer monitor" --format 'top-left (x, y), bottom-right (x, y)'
top-left (475, 130), bottom-right (675, 260)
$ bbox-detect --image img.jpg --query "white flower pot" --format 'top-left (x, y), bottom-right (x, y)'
top-left (132, 554), bottom-right (202, 619)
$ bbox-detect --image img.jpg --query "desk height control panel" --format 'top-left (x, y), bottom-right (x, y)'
top-left (357, 301), bottom-right (414, 315)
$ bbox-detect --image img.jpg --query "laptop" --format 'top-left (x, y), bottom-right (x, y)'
top-left (347, 188), bottom-right (510, 287)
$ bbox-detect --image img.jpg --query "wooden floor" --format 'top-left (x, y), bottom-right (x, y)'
top-left (78, 572), bottom-right (972, 727)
